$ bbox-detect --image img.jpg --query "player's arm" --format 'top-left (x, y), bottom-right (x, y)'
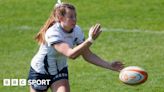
top-left (53, 40), bottom-right (91, 59)
top-left (53, 24), bottom-right (102, 59)
top-left (82, 48), bottom-right (124, 72)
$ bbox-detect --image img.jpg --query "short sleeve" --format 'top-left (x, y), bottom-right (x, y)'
top-left (74, 26), bottom-right (85, 45)
top-left (45, 28), bottom-right (64, 46)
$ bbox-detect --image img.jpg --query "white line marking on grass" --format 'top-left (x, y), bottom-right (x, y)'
top-left (14, 25), bottom-right (164, 34)
top-left (103, 28), bottom-right (164, 34)
top-left (15, 25), bottom-right (39, 31)
top-left (83, 28), bottom-right (164, 34)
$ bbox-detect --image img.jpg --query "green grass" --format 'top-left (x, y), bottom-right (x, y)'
top-left (0, 0), bottom-right (164, 92)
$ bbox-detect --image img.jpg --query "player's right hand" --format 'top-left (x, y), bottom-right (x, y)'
top-left (88, 24), bottom-right (102, 43)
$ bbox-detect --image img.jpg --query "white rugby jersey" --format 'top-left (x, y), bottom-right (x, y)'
top-left (31, 22), bottom-right (85, 75)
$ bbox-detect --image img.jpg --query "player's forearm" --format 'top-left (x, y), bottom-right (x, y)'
top-left (83, 52), bottom-right (110, 69)
top-left (83, 53), bottom-right (123, 72)
top-left (68, 39), bottom-right (92, 59)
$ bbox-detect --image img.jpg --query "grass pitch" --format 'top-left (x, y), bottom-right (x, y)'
top-left (0, 0), bottom-right (164, 92)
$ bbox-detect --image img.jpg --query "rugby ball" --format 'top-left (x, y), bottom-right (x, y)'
top-left (119, 66), bottom-right (148, 85)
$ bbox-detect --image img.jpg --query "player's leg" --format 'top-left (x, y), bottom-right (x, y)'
top-left (50, 67), bottom-right (69, 92)
top-left (28, 67), bottom-right (50, 92)
top-left (30, 86), bottom-right (47, 92)
top-left (50, 79), bottom-right (70, 92)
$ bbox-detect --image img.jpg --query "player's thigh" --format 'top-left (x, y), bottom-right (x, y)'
top-left (28, 67), bottom-right (50, 92)
top-left (50, 79), bottom-right (70, 92)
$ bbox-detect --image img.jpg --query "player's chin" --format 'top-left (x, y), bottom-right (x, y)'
top-left (72, 24), bottom-right (76, 27)
top-left (70, 25), bottom-right (75, 29)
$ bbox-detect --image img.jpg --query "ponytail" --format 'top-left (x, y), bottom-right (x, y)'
top-left (35, 12), bottom-right (55, 44)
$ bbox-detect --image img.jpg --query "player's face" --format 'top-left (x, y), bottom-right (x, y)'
top-left (61, 9), bottom-right (76, 31)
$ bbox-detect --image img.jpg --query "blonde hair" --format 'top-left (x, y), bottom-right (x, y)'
top-left (35, 3), bottom-right (76, 44)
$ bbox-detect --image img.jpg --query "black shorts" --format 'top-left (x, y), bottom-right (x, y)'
top-left (28, 67), bottom-right (68, 91)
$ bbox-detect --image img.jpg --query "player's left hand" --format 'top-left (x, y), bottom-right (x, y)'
top-left (109, 61), bottom-right (124, 72)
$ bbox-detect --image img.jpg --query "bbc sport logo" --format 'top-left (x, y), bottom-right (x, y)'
top-left (3, 79), bottom-right (50, 86)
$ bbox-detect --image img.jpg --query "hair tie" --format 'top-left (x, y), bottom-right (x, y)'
top-left (55, 0), bottom-right (62, 8)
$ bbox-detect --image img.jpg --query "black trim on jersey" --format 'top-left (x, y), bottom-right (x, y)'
top-left (43, 55), bottom-right (50, 75)
top-left (62, 28), bottom-right (74, 33)
top-left (74, 38), bottom-right (78, 42)
top-left (50, 40), bottom-right (64, 46)
top-left (55, 60), bottom-right (60, 73)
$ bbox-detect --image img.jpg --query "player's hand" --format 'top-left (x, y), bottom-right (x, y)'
top-left (109, 61), bottom-right (124, 72)
top-left (87, 24), bottom-right (102, 43)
